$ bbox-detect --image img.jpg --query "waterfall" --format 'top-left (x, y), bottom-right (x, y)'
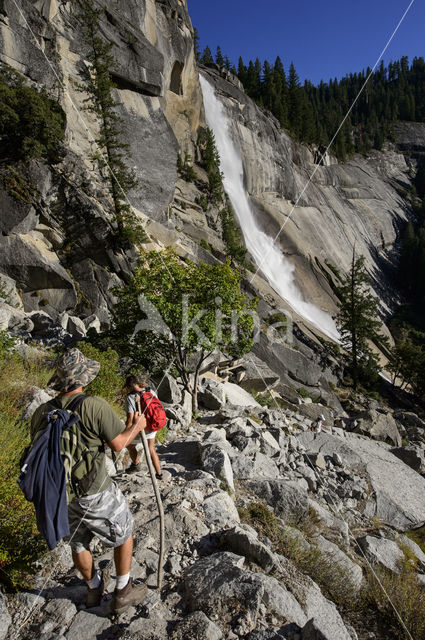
top-left (199, 75), bottom-right (339, 342)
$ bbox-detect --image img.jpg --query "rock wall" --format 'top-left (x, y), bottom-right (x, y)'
top-left (0, 0), bottom-right (204, 327)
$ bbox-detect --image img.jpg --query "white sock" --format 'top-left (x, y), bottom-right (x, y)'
top-left (116, 572), bottom-right (130, 590)
top-left (87, 570), bottom-right (101, 589)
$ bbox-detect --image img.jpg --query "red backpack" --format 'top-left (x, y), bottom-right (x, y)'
top-left (138, 390), bottom-right (167, 432)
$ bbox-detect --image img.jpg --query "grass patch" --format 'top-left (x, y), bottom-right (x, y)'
top-left (238, 501), bottom-right (358, 609)
top-left (406, 526), bottom-right (425, 555)
top-left (0, 334), bottom-right (54, 589)
top-left (239, 500), bottom-right (425, 639)
top-left (363, 564), bottom-right (425, 639)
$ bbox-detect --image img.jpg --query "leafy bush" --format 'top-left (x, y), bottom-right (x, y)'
top-left (156, 425), bottom-right (168, 445)
top-left (78, 342), bottom-right (124, 405)
top-left (297, 387), bottom-right (311, 399)
top-left (177, 151), bottom-right (197, 182)
top-left (0, 344), bottom-right (55, 589)
top-left (200, 238), bottom-right (212, 252)
top-left (0, 330), bottom-right (15, 361)
top-left (363, 564), bottom-right (425, 639)
top-left (0, 66), bottom-right (66, 162)
top-left (112, 249), bottom-right (257, 412)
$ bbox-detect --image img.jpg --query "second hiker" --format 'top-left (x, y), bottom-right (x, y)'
top-left (124, 373), bottom-right (166, 479)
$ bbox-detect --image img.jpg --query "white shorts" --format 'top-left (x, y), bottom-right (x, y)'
top-left (131, 431), bottom-right (156, 444)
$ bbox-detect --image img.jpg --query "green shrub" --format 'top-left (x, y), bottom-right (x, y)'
top-left (78, 343), bottom-right (124, 405)
top-left (0, 66), bottom-right (66, 162)
top-left (297, 387), bottom-right (311, 399)
top-left (0, 330), bottom-right (15, 362)
top-left (265, 312), bottom-right (287, 336)
top-left (0, 345), bottom-right (54, 589)
top-left (177, 151), bottom-right (197, 182)
top-left (362, 565), bottom-right (425, 639)
top-left (196, 194), bottom-right (209, 211)
top-left (200, 238), bottom-right (212, 252)
top-left (156, 425), bottom-right (168, 445)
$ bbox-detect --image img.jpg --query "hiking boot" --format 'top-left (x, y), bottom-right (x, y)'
top-left (86, 568), bottom-right (110, 608)
top-left (125, 462), bottom-right (141, 474)
top-left (155, 472), bottom-right (163, 480)
top-left (113, 577), bottom-right (148, 614)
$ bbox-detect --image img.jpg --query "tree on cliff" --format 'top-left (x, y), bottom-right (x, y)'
top-left (201, 46), bottom-right (214, 65)
top-left (75, 0), bottom-right (146, 247)
top-left (215, 46), bottom-right (224, 68)
top-left (112, 249), bottom-right (258, 412)
top-left (335, 251), bottom-right (387, 388)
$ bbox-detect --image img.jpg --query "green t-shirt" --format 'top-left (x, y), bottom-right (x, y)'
top-left (31, 393), bottom-right (124, 498)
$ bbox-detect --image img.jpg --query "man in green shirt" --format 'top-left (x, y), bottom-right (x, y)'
top-left (31, 348), bottom-right (148, 614)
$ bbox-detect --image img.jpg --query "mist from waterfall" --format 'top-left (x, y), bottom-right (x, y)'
top-left (199, 75), bottom-right (339, 342)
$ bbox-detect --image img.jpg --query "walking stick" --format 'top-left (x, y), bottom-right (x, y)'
top-left (136, 396), bottom-right (165, 590)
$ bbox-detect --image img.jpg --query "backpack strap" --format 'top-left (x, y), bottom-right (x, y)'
top-left (66, 394), bottom-right (87, 413)
top-left (45, 394), bottom-right (86, 414)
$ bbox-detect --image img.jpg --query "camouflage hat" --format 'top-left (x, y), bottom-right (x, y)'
top-left (48, 348), bottom-right (100, 392)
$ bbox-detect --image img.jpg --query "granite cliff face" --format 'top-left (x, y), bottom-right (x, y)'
top-left (0, 0), bottom-right (423, 357)
top-left (0, 0), bottom-right (204, 327)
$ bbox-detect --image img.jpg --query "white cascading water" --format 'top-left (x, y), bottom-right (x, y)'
top-left (199, 75), bottom-right (339, 341)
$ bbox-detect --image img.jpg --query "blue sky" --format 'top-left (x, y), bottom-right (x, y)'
top-left (187, 0), bottom-right (422, 85)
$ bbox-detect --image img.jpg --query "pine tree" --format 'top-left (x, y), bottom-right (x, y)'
top-left (288, 62), bottom-right (303, 137)
top-left (336, 250), bottom-right (386, 388)
top-left (215, 46), bottom-right (224, 68)
top-left (75, 0), bottom-right (146, 247)
top-left (237, 57), bottom-right (247, 85)
top-left (193, 27), bottom-right (200, 61)
top-left (201, 46), bottom-right (214, 65)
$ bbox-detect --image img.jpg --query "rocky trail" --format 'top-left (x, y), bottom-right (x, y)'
top-left (2, 386), bottom-right (425, 640)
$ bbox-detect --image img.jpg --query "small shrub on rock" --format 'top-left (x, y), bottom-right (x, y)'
top-left (78, 343), bottom-right (124, 406)
top-left (0, 66), bottom-right (66, 163)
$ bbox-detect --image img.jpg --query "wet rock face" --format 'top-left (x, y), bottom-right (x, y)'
top-left (201, 65), bottom-right (412, 316)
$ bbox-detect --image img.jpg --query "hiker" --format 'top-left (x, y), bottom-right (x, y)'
top-left (311, 414), bottom-right (325, 439)
top-left (124, 373), bottom-right (163, 480)
top-left (28, 348), bottom-right (148, 613)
